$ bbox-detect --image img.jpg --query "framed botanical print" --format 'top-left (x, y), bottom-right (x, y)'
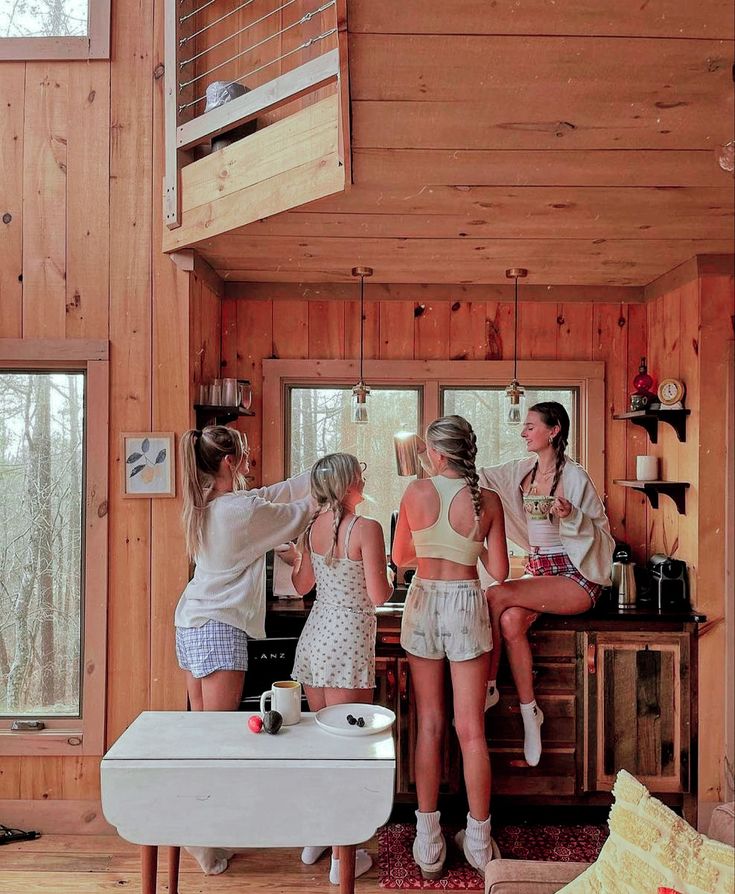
top-left (121, 432), bottom-right (175, 498)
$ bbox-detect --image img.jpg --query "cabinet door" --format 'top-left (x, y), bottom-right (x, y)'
top-left (584, 633), bottom-right (690, 794)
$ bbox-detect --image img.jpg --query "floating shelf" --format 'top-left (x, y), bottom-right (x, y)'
top-left (614, 479), bottom-right (689, 514)
top-left (613, 408), bottom-right (690, 444)
top-left (194, 404), bottom-right (255, 429)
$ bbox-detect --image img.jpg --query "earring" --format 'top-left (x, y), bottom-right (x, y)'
top-left (548, 436), bottom-right (553, 444)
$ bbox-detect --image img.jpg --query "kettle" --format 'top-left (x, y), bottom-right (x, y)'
top-left (611, 559), bottom-right (637, 609)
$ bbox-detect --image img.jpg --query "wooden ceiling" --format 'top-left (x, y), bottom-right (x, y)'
top-left (196, 0), bottom-right (735, 288)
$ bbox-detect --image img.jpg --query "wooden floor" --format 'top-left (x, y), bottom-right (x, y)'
top-left (0, 834), bottom-right (382, 893)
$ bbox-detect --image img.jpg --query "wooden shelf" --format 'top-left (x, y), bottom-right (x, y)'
top-left (614, 479), bottom-right (689, 514)
top-left (194, 405), bottom-right (255, 429)
top-left (613, 408), bottom-right (690, 444)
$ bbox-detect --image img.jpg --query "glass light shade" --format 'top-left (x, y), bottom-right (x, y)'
top-left (352, 382), bottom-right (370, 424)
top-left (505, 380), bottom-right (525, 425)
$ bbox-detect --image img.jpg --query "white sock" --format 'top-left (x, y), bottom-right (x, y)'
top-left (185, 846), bottom-right (231, 876)
top-left (329, 848), bottom-right (372, 884)
top-left (414, 809), bottom-right (444, 865)
top-left (463, 812), bottom-right (494, 871)
top-left (301, 845), bottom-right (329, 865)
top-left (484, 679), bottom-right (499, 711)
top-left (520, 700), bottom-right (544, 767)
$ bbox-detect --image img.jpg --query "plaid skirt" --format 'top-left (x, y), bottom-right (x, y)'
top-left (524, 550), bottom-right (602, 606)
top-left (175, 620), bottom-right (248, 679)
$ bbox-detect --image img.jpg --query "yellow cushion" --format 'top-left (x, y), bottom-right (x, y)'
top-left (558, 770), bottom-right (734, 894)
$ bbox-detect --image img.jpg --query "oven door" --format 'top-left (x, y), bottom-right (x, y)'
top-left (241, 636), bottom-right (310, 711)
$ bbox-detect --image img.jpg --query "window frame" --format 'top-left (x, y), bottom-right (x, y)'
top-left (262, 359), bottom-right (606, 493)
top-left (0, 339), bottom-right (108, 756)
top-left (0, 2), bottom-right (110, 60)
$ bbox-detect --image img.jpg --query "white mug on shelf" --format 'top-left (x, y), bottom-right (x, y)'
top-left (260, 680), bottom-right (301, 725)
top-left (636, 455), bottom-right (659, 481)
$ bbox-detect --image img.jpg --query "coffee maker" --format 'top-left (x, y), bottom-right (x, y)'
top-left (648, 554), bottom-right (689, 611)
top-left (610, 541), bottom-right (636, 609)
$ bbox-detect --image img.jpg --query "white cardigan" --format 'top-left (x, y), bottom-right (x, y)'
top-left (175, 472), bottom-right (312, 639)
top-left (478, 457), bottom-right (614, 586)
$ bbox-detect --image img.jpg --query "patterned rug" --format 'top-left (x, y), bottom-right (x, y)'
top-left (377, 821), bottom-right (609, 889)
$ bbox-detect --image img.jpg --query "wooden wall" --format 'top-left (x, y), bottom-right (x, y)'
top-left (221, 291), bottom-right (649, 553)
top-left (0, 0), bottom-right (220, 826)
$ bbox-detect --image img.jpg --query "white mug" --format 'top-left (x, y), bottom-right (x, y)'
top-left (636, 455), bottom-right (659, 481)
top-left (260, 680), bottom-right (301, 725)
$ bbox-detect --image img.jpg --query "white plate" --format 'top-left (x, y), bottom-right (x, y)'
top-left (314, 704), bottom-right (396, 737)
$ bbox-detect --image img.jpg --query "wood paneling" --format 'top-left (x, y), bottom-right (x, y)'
top-left (0, 65), bottom-right (25, 338)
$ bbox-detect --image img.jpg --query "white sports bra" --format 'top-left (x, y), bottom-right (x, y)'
top-left (412, 476), bottom-right (484, 565)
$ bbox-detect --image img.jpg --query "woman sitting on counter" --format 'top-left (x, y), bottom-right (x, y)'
top-left (393, 415), bottom-right (508, 880)
top-left (478, 402), bottom-right (614, 767)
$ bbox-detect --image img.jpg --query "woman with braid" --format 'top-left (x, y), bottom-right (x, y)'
top-left (284, 452), bottom-right (393, 884)
top-left (478, 402), bottom-right (613, 768)
top-left (392, 416), bottom-right (508, 880)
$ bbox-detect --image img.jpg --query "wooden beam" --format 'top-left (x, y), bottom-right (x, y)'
top-left (644, 257), bottom-right (701, 302)
top-left (224, 282), bottom-right (645, 304)
top-left (175, 50), bottom-right (340, 151)
top-left (347, 0), bottom-right (734, 39)
top-left (170, 250), bottom-right (225, 298)
top-left (0, 338), bottom-right (108, 362)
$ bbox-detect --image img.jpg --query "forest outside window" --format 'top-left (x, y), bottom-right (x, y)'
top-left (0, 0), bottom-right (110, 60)
top-left (0, 341), bottom-right (108, 755)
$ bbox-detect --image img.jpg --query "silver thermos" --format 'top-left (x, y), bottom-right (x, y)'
top-left (611, 541), bottom-right (637, 609)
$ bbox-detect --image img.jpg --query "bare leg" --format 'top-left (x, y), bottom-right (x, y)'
top-left (450, 652), bottom-right (492, 821)
top-left (184, 672), bottom-right (203, 712)
top-left (487, 577), bottom-right (591, 704)
top-left (499, 607), bottom-right (539, 704)
top-left (407, 655), bottom-right (446, 812)
top-left (200, 669), bottom-right (246, 711)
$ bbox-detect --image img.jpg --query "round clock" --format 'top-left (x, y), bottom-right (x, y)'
top-left (657, 377), bottom-right (686, 407)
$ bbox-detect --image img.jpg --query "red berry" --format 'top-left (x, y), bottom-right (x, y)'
top-left (248, 715), bottom-right (263, 734)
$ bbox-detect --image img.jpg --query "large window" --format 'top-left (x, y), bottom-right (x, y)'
top-left (0, 372), bottom-right (84, 719)
top-left (0, 340), bottom-right (108, 755)
top-left (288, 386), bottom-right (420, 540)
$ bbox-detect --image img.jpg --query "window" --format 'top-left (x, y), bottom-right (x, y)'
top-left (0, 340), bottom-right (108, 755)
top-left (0, 1), bottom-right (109, 59)
top-left (287, 386), bottom-right (421, 541)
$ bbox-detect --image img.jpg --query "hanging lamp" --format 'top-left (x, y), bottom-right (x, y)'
top-left (351, 265), bottom-right (373, 424)
top-left (505, 267), bottom-right (528, 425)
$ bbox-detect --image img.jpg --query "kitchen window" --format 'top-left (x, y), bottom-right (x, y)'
top-left (0, 340), bottom-right (108, 755)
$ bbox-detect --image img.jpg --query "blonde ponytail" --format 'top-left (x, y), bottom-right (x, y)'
top-left (304, 453), bottom-right (362, 567)
top-left (426, 415), bottom-right (482, 537)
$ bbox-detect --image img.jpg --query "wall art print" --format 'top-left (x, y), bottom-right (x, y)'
top-left (121, 432), bottom-right (175, 498)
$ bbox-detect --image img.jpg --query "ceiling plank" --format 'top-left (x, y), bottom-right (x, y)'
top-left (347, 0), bottom-right (734, 40)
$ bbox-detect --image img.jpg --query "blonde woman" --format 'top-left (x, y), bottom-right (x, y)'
top-left (175, 425), bottom-right (312, 875)
top-left (281, 453), bottom-right (393, 884)
top-left (392, 416), bottom-right (508, 880)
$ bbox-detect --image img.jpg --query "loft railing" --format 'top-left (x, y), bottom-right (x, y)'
top-left (163, 0), bottom-right (348, 234)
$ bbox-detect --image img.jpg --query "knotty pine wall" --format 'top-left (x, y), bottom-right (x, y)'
top-left (0, 1), bottom-right (219, 824)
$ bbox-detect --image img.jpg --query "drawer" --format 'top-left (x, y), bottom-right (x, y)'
top-left (527, 630), bottom-right (576, 658)
top-left (498, 660), bottom-right (576, 693)
top-left (490, 748), bottom-right (577, 796)
top-left (487, 695), bottom-right (575, 745)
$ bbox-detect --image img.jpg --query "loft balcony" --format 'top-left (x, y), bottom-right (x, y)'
top-left (162, 0), bottom-right (349, 252)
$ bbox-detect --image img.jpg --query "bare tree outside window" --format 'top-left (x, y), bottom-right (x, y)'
top-left (0, 372), bottom-right (84, 717)
top-left (288, 387), bottom-right (420, 541)
top-left (1, 0), bottom-right (88, 38)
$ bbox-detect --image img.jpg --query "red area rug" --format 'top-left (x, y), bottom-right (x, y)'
top-left (377, 821), bottom-right (608, 889)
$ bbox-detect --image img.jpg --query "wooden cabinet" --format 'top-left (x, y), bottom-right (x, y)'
top-left (583, 632), bottom-right (691, 797)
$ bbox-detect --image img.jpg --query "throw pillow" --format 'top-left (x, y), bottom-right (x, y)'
top-left (558, 770), bottom-right (734, 894)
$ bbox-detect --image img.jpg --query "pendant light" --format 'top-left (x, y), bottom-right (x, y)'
top-left (505, 267), bottom-right (528, 425)
top-left (351, 265), bottom-right (373, 424)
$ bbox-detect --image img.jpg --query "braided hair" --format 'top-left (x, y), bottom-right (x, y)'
top-left (180, 425), bottom-right (248, 558)
top-left (528, 401), bottom-right (570, 496)
top-left (300, 453), bottom-right (362, 566)
top-left (425, 415), bottom-right (482, 536)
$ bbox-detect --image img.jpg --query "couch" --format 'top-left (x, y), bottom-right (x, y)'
top-left (484, 800), bottom-right (735, 894)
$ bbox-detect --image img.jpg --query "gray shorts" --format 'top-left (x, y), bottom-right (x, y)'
top-left (400, 577), bottom-right (492, 662)
top-left (175, 620), bottom-right (248, 679)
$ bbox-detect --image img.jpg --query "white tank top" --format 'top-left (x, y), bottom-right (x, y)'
top-left (526, 515), bottom-right (563, 552)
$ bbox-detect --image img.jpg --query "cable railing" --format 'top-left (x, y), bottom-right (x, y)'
top-left (164, 0), bottom-right (345, 231)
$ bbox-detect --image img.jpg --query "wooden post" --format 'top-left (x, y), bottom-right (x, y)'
top-left (339, 844), bottom-right (356, 894)
top-left (168, 846), bottom-right (181, 894)
top-left (141, 845), bottom-right (158, 894)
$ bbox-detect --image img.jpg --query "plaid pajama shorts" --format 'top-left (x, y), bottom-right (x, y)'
top-left (175, 620), bottom-right (248, 679)
top-left (524, 550), bottom-right (602, 606)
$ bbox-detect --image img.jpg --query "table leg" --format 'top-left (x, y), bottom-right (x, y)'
top-left (339, 845), bottom-right (356, 894)
top-left (168, 846), bottom-right (181, 894)
top-left (141, 845), bottom-right (158, 894)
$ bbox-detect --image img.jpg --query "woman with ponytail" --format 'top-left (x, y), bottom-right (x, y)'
top-left (282, 453), bottom-right (392, 883)
top-left (174, 425), bottom-right (312, 875)
top-left (392, 415), bottom-right (508, 880)
top-left (478, 402), bottom-right (614, 769)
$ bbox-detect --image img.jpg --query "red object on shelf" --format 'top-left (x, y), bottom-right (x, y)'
top-left (633, 356), bottom-right (655, 395)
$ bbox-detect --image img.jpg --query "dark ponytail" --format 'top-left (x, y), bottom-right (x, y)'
top-left (529, 401), bottom-right (569, 496)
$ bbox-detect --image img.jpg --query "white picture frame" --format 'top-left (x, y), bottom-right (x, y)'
top-left (121, 432), bottom-right (175, 498)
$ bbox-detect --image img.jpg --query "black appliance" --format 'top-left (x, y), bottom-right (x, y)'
top-left (240, 636), bottom-right (309, 712)
top-left (648, 554), bottom-right (689, 611)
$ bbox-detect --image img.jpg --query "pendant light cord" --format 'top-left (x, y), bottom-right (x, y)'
top-left (513, 275), bottom-right (519, 382)
top-left (359, 274), bottom-right (365, 382)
